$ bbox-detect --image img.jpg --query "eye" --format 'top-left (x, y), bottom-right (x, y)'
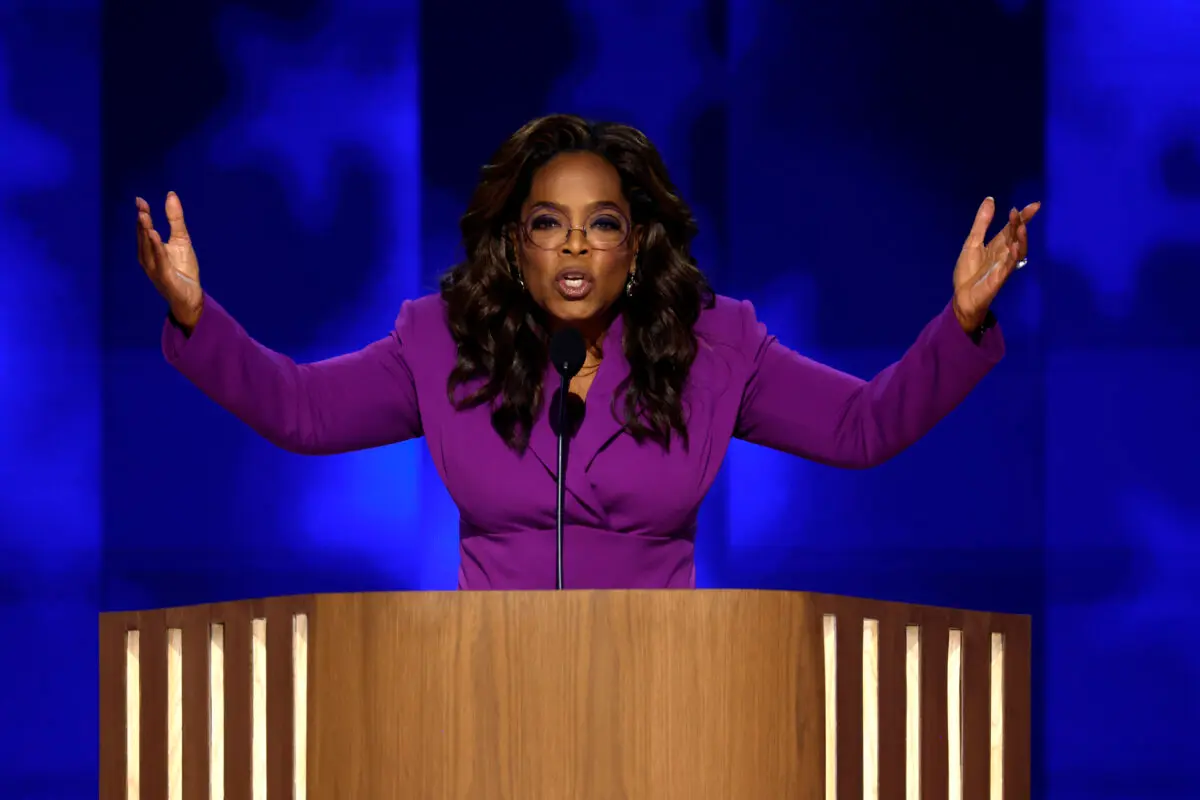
top-left (529, 214), bottom-right (563, 230)
top-left (590, 215), bottom-right (624, 231)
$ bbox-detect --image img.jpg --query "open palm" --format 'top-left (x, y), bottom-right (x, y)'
top-left (136, 192), bottom-right (203, 327)
top-left (952, 197), bottom-right (1040, 332)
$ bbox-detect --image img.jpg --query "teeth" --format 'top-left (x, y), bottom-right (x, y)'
top-left (564, 278), bottom-right (584, 288)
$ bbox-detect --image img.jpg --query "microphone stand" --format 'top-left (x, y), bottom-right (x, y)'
top-left (556, 374), bottom-right (569, 590)
top-left (548, 326), bottom-right (584, 591)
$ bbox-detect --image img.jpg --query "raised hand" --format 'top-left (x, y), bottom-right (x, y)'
top-left (952, 197), bottom-right (1040, 333)
top-left (136, 192), bottom-right (203, 328)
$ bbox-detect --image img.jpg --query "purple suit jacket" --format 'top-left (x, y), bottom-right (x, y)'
top-left (163, 293), bottom-right (1003, 590)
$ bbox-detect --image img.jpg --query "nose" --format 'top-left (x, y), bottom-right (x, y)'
top-left (561, 227), bottom-right (589, 255)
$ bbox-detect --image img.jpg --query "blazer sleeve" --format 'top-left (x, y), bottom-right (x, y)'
top-left (162, 294), bottom-right (423, 455)
top-left (733, 299), bottom-right (1005, 469)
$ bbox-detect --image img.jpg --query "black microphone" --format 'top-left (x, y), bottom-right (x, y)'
top-left (548, 327), bottom-right (586, 590)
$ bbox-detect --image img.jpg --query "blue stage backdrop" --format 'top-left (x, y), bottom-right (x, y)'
top-left (1044, 3), bottom-right (1200, 795)
top-left (0, 2), bottom-right (101, 797)
top-left (0, 0), bottom-right (1196, 797)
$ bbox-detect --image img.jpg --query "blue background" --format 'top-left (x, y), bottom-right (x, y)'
top-left (1, 0), bottom-right (1196, 796)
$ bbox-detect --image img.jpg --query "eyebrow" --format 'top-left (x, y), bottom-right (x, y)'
top-left (526, 200), bottom-right (626, 215)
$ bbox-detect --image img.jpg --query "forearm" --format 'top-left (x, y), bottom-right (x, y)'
top-left (736, 300), bottom-right (1004, 468)
top-left (836, 302), bottom-right (1003, 467)
top-left (162, 294), bottom-right (420, 454)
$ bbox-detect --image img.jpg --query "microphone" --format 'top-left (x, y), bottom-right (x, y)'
top-left (548, 327), bottom-right (586, 590)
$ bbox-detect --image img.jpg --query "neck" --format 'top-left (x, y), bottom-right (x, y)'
top-left (550, 314), bottom-right (612, 366)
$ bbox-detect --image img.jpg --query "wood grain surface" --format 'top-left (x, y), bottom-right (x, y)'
top-left (99, 589), bottom-right (1031, 800)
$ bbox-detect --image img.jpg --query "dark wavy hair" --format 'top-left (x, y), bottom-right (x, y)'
top-left (440, 114), bottom-right (714, 453)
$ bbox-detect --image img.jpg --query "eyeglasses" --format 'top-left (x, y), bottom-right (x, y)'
top-left (521, 208), bottom-right (631, 251)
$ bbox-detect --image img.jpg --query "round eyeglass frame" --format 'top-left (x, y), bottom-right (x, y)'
top-left (519, 210), bottom-right (633, 252)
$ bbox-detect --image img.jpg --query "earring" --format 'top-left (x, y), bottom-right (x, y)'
top-left (625, 270), bottom-right (637, 297)
top-left (517, 270), bottom-right (526, 290)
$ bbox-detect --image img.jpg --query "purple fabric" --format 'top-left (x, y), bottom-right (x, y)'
top-left (163, 293), bottom-right (1004, 590)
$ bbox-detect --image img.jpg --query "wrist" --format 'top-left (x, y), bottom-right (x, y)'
top-left (952, 296), bottom-right (985, 334)
top-left (169, 297), bottom-right (203, 332)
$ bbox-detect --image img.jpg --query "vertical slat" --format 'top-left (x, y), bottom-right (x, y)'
top-left (127, 630), bottom-right (142, 800)
top-left (919, 613), bottom-right (949, 800)
top-left (823, 614), bottom-right (837, 800)
top-left (179, 608), bottom-right (210, 800)
top-left (139, 613), bottom-right (168, 799)
top-left (293, 613), bottom-right (309, 800)
top-left (961, 618), bottom-right (992, 800)
top-left (836, 610), bottom-right (864, 798)
top-left (905, 625), bottom-right (921, 800)
top-left (267, 604), bottom-right (295, 798)
top-left (100, 615), bottom-right (129, 800)
top-left (862, 618), bottom-right (880, 800)
top-left (220, 605), bottom-right (253, 800)
top-left (211, 624), bottom-right (226, 799)
top-left (167, 628), bottom-right (184, 800)
top-left (251, 618), bottom-right (267, 800)
top-left (876, 614), bottom-right (906, 800)
top-left (1002, 621), bottom-right (1031, 799)
top-left (989, 633), bottom-right (1005, 800)
top-left (946, 629), bottom-right (963, 800)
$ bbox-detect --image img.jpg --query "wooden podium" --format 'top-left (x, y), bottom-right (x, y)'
top-left (99, 590), bottom-right (1030, 799)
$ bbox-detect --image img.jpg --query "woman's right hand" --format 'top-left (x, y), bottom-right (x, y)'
top-left (136, 192), bottom-right (204, 329)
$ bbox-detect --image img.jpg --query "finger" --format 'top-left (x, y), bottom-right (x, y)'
top-left (975, 239), bottom-right (1017, 291)
top-left (981, 206), bottom-right (1020, 267)
top-left (964, 196), bottom-right (995, 250)
top-left (995, 206), bottom-right (1020, 247)
top-left (164, 192), bottom-right (189, 242)
top-left (1004, 207), bottom-right (1022, 247)
top-left (148, 228), bottom-right (172, 276)
top-left (1016, 200), bottom-right (1035, 256)
top-left (136, 212), bottom-right (157, 273)
top-left (135, 196), bottom-right (150, 214)
top-left (148, 228), bottom-right (198, 288)
top-left (988, 241), bottom-right (1021, 292)
top-left (981, 202), bottom-right (1038, 273)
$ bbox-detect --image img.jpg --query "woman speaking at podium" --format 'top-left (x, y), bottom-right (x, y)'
top-left (135, 114), bottom-right (1037, 591)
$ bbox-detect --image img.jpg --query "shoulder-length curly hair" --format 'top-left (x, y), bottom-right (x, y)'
top-left (440, 114), bottom-right (714, 453)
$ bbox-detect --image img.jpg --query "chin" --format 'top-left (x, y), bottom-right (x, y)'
top-left (543, 296), bottom-right (608, 325)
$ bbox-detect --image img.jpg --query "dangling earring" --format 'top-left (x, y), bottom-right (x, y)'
top-left (625, 253), bottom-right (640, 297)
top-left (515, 268), bottom-right (526, 290)
top-left (625, 267), bottom-right (639, 297)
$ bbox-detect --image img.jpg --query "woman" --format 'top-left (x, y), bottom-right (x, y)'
top-left (135, 114), bottom-right (1038, 590)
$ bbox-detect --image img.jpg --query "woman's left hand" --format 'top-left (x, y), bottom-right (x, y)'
top-left (952, 197), bottom-right (1041, 333)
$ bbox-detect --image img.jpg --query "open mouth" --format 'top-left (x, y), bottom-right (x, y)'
top-left (555, 270), bottom-right (594, 300)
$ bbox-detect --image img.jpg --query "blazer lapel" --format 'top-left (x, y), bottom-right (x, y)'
top-left (571, 313), bottom-right (630, 477)
top-left (526, 376), bottom-right (565, 479)
top-left (525, 362), bottom-right (610, 518)
top-left (525, 315), bottom-right (632, 519)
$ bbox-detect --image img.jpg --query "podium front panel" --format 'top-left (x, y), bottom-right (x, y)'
top-left (99, 590), bottom-right (1030, 799)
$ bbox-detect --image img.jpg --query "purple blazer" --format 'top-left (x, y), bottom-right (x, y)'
top-left (163, 293), bottom-right (1003, 590)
